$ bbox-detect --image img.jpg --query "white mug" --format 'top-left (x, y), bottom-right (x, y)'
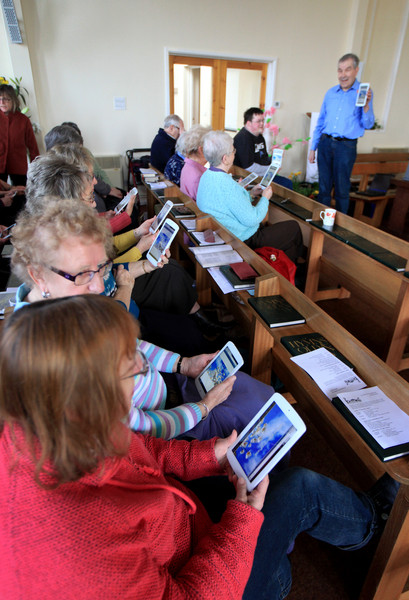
top-left (320, 208), bottom-right (337, 227)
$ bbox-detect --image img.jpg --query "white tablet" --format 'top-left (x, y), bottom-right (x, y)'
top-left (227, 393), bottom-right (306, 491)
top-left (239, 173), bottom-right (258, 188)
top-left (259, 163), bottom-right (280, 189)
top-left (356, 83), bottom-right (370, 107)
top-left (195, 341), bottom-right (243, 399)
top-left (146, 218), bottom-right (179, 267)
top-left (114, 187), bottom-right (138, 214)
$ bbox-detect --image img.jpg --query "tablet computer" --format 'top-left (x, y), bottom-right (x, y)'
top-left (114, 187), bottom-right (138, 214)
top-left (195, 341), bottom-right (243, 399)
top-left (259, 164), bottom-right (280, 189)
top-left (239, 172), bottom-right (258, 188)
top-left (146, 218), bottom-right (179, 267)
top-left (149, 200), bottom-right (174, 233)
top-left (227, 393), bottom-right (306, 491)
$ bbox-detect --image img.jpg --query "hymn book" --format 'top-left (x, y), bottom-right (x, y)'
top-left (248, 295), bottom-right (305, 328)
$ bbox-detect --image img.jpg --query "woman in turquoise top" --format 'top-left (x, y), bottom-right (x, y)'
top-left (197, 131), bottom-right (303, 263)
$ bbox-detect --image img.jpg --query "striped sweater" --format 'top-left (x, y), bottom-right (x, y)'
top-left (129, 340), bottom-right (202, 439)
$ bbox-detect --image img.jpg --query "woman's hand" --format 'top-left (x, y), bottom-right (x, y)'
top-left (134, 217), bottom-right (155, 238)
top-left (261, 186), bottom-right (273, 200)
top-left (104, 210), bottom-right (116, 221)
top-left (214, 429), bottom-right (237, 467)
top-left (0, 192), bottom-right (15, 207)
top-left (250, 184), bottom-right (263, 198)
top-left (125, 194), bottom-right (136, 216)
top-left (114, 264), bottom-right (134, 288)
top-left (110, 187), bottom-right (123, 199)
top-left (201, 376), bottom-right (235, 410)
top-left (155, 248), bottom-right (170, 268)
top-left (234, 475), bottom-right (269, 512)
top-left (179, 351), bottom-right (218, 378)
top-left (136, 232), bottom-right (157, 254)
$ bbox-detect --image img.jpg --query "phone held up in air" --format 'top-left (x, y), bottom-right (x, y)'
top-left (146, 218), bottom-right (179, 267)
top-left (356, 83), bottom-right (370, 107)
top-left (114, 187), bottom-right (138, 214)
top-left (149, 200), bottom-right (174, 233)
top-left (195, 341), bottom-right (244, 399)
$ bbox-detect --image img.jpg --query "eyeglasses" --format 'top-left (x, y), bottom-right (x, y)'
top-left (46, 259), bottom-right (113, 286)
top-left (121, 348), bottom-right (150, 380)
top-left (0, 97), bottom-right (12, 103)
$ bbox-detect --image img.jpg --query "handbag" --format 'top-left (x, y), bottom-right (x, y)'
top-left (254, 246), bottom-right (296, 285)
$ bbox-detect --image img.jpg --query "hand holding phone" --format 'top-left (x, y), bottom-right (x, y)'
top-left (0, 223), bottom-right (15, 241)
top-left (195, 341), bottom-right (243, 398)
top-left (149, 200), bottom-right (173, 233)
top-left (114, 187), bottom-right (138, 214)
top-left (356, 83), bottom-right (370, 107)
top-left (146, 218), bottom-right (179, 267)
top-left (239, 173), bottom-right (258, 188)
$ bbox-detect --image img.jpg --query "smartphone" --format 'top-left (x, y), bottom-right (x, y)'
top-left (227, 393), bottom-right (306, 491)
top-left (114, 187), bottom-right (138, 214)
top-left (149, 200), bottom-right (174, 234)
top-left (195, 341), bottom-right (244, 399)
top-left (259, 163), bottom-right (280, 189)
top-left (0, 223), bottom-right (15, 240)
top-left (239, 173), bottom-right (258, 188)
top-left (356, 83), bottom-right (370, 107)
top-left (146, 218), bottom-right (179, 267)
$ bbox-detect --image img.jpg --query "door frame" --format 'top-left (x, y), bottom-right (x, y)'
top-left (165, 49), bottom-right (277, 130)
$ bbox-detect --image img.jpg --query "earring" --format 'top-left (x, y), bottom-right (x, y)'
top-left (42, 290), bottom-right (51, 299)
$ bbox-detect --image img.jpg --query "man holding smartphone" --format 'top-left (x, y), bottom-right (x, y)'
top-left (309, 53), bottom-right (374, 214)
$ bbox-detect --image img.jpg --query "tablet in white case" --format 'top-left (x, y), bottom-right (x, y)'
top-left (227, 393), bottom-right (306, 491)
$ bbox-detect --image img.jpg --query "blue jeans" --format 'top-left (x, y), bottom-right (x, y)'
top-left (317, 134), bottom-right (357, 214)
top-left (243, 467), bottom-right (379, 600)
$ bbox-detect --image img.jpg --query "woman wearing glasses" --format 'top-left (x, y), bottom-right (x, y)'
top-left (11, 199), bottom-right (273, 440)
top-left (0, 294), bottom-right (391, 600)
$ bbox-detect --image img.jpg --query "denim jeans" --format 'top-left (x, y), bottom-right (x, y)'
top-left (243, 467), bottom-right (378, 600)
top-left (317, 134), bottom-right (357, 214)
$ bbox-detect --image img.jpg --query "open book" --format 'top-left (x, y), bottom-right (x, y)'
top-left (190, 244), bottom-right (243, 268)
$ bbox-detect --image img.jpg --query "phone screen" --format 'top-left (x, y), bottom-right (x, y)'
top-left (260, 164), bottom-right (279, 188)
top-left (239, 173), bottom-right (257, 188)
top-left (151, 203), bottom-right (172, 232)
top-left (149, 221), bottom-right (175, 262)
top-left (198, 346), bottom-right (239, 393)
top-left (356, 85), bottom-right (369, 106)
top-left (231, 400), bottom-right (295, 482)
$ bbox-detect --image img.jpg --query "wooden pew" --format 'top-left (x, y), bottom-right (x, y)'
top-left (349, 153), bottom-right (409, 227)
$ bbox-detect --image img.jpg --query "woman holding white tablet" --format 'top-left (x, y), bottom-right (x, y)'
top-left (0, 295), bottom-right (397, 600)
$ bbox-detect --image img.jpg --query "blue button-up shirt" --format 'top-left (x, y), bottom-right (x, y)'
top-left (311, 79), bottom-right (374, 150)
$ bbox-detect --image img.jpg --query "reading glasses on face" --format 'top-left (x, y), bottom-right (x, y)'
top-left (121, 348), bottom-right (150, 380)
top-left (46, 259), bottom-right (113, 286)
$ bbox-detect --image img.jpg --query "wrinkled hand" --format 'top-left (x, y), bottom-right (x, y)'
top-left (214, 430), bottom-right (237, 468)
top-left (234, 475), bottom-right (269, 511)
top-left (134, 217), bottom-right (155, 238)
top-left (250, 184), bottom-right (263, 198)
top-left (12, 185), bottom-right (26, 195)
top-left (125, 194), bottom-right (136, 216)
top-left (180, 351), bottom-right (218, 378)
top-left (0, 192), bottom-right (14, 207)
top-left (114, 264), bottom-right (135, 287)
top-left (261, 186), bottom-right (273, 200)
top-left (104, 210), bottom-right (116, 220)
top-left (308, 149), bottom-right (316, 164)
top-left (202, 375), bottom-right (236, 410)
top-left (155, 248), bottom-right (170, 268)
top-left (136, 232), bottom-right (157, 254)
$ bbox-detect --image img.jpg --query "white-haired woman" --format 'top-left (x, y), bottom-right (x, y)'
top-left (180, 124), bottom-right (210, 200)
top-left (197, 130), bottom-right (303, 263)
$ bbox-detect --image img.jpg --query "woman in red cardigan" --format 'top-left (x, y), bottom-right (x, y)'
top-left (0, 295), bottom-right (391, 600)
top-left (0, 83), bottom-right (39, 185)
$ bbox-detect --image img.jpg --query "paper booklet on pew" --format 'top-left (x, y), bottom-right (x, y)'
top-left (190, 230), bottom-right (225, 246)
top-left (190, 244), bottom-right (242, 268)
top-left (281, 332), bottom-right (354, 369)
top-left (290, 347), bottom-right (366, 400)
top-left (333, 387), bottom-right (409, 461)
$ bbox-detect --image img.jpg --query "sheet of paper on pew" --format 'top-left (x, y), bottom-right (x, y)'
top-left (180, 219), bottom-right (197, 231)
top-left (207, 267), bottom-right (242, 294)
top-left (290, 347), bottom-right (366, 400)
top-left (190, 244), bottom-right (243, 268)
top-left (139, 168), bottom-right (157, 175)
top-left (190, 230), bottom-right (225, 246)
top-left (147, 182), bottom-right (170, 190)
top-left (333, 387), bottom-right (409, 461)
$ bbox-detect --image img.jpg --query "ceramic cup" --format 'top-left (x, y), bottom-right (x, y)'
top-left (320, 208), bottom-right (337, 227)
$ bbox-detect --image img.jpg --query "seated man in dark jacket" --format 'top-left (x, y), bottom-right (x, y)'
top-left (150, 114), bottom-right (184, 173)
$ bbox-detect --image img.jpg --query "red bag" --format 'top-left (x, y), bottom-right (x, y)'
top-left (254, 247), bottom-right (296, 285)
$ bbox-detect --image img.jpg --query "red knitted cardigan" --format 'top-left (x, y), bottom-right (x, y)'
top-left (0, 110), bottom-right (39, 175)
top-left (0, 425), bottom-right (263, 599)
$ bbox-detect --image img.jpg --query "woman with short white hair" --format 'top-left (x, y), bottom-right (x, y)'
top-left (197, 130), bottom-right (303, 263)
top-left (180, 124), bottom-right (210, 200)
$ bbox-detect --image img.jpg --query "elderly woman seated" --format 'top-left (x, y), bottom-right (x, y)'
top-left (164, 132), bottom-right (186, 186)
top-left (197, 130), bottom-right (304, 264)
top-left (180, 124), bottom-right (210, 200)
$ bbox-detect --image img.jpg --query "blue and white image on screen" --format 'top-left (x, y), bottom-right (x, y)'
top-left (151, 223), bottom-right (172, 260)
top-left (233, 402), bottom-right (295, 481)
top-left (200, 348), bottom-right (238, 392)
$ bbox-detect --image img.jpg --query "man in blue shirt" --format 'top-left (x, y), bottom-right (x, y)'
top-left (309, 53), bottom-right (374, 213)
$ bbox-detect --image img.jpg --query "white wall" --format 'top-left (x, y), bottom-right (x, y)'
top-left (1, 0), bottom-right (407, 177)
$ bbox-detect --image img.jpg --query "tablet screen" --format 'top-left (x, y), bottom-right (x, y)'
top-left (149, 222), bottom-right (174, 261)
top-left (198, 346), bottom-right (239, 394)
top-left (231, 400), bottom-right (296, 483)
top-left (260, 164), bottom-right (279, 188)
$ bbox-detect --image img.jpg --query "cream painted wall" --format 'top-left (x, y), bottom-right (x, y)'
top-left (1, 0), bottom-right (407, 177)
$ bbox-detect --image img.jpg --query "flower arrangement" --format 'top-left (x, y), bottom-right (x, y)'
top-left (289, 171), bottom-right (319, 198)
top-left (264, 107), bottom-right (310, 153)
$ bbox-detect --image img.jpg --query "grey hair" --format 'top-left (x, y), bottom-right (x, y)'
top-left (11, 199), bottom-right (114, 286)
top-left (48, 143), bottom-right (94, 171)
top-left (175, 132), bottom-right (186, 154)
top-left (338, 53), bottom-right (359, 68)
top-left (183, 125), bottom-right (211, 157)
top-left (202, 130), bottom-right (233, 167)
top-left (25, 154), bottom-right (90, 213)
top-left (44, 124), bottom-right (84, 151)
top-left (164, 114), bottom-right (182, 129)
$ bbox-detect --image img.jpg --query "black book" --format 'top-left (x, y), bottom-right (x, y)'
top-left (248, 296), bottom-right (305, 328)
top-left (332, 393), bottom-right (409, 462)
top-left (171, 205), bottom-right (196, 218)
top-left (219, 265), bottom-right (256, 289)
top-left (281, 332), bottom-right (354, 369)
